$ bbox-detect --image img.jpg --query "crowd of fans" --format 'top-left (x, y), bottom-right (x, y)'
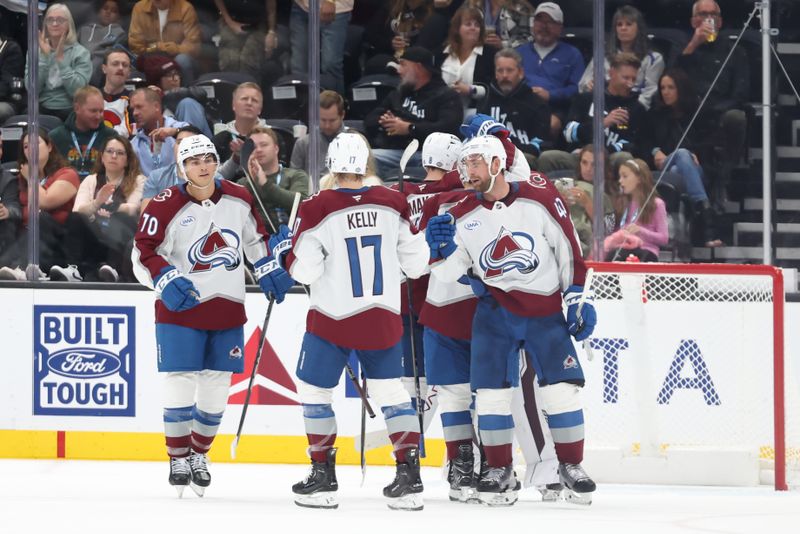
top-left (0, 0), bottom-right (759, 281)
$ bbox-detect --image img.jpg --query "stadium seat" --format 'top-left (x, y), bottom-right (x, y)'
top-left (343, 119), bottom-right (366, 135)
top-left (192, 71), bottom-right (259, 124)
top-left (1, 115), bottom-right (63, 164)
top-left (346, 74), bottom-right (399, 120)
top-left (646, 28), bottom-right (690, 67)
top-left (265, 74), bottom-right (337, 122)
top-left (264, 119), bottom-right (305, 167)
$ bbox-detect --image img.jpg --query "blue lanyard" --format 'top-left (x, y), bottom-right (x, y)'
top-left (70, 131), bottom-right (99, 171)
top-left (620, 205), bottom-right (639, 226)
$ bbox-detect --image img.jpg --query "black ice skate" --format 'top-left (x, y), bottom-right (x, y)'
top-left (168, 456), bottom-right (191, 498)
top-left (188, 452), bottom-right (211, 497)
top-left (383, 447), bottom-right (424, 511)
top-left (558, 462), bottom-right (596, 505)
top-left (476, 465), bottom-right (520, 507)
top-left (292, 448), bottom-right (339, 509)
top-left (447, 444), bottom-right (475, 503)
top-left (537, 482), bottom-right (565, 502)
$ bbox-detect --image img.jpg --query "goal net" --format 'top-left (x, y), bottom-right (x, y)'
top-left (581, 262), bottom-right (798, 489)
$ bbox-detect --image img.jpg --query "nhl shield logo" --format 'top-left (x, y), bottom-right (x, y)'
top-left (563, 355), bottom-right (579, 370)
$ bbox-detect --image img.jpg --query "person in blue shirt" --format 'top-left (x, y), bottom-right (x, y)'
top-left (514, 2), bottom-right (584, 140)
top-left (130, 87), bottom-right (188, 176)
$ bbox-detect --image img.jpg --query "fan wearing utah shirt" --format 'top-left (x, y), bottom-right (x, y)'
top-left (283, 132), bottom-right (430, 511)
top-left (131, 134), bottom-right (293, 498)
top-left (426, 135), bottom-right (597, 506)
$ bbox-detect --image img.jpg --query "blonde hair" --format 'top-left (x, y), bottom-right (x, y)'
top-left (45, 4), bottom-right (78, 46)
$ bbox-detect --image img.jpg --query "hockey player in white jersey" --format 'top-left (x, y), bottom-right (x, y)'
top-left (283, 132), bottom-right (430, 511)
top-left (132, 134), bottom-right (294, 497)
top-left (426, 135), bottom-right (598, 505)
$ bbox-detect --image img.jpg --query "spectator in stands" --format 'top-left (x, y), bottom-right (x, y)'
top-left (437, 5), bottom-right (498, 114)
top-left (677, 0), bottom-right (749, 168)
top-left (237, 126), bottom-right (309, 230)
top-left (51, 135), bottom-right (145, 282)
top-left (0, 33), bottom-right (24, 125)
top-left (291, 90), bottom-right (346, 177)
top-left (469, 0), bottom-right (533, 49)
top-left (0, 132), bottom-right (22, 280)
top-left (26, 3), bottom-right (92, 122)
top-left (213, 82), bottom-right (268, 171)
top-left (477, 48), bottom-right (551, 165)
top-left (140, 54), bottom-right (211, 137)
top-left (578, 5), bottom-right (664, 110)
top-left (129, 87), bottom-right (188, 175)
top-left (365, 1), bottom-right (446, 61)
top-left (128, 0), bottom-right (201, 85)
top-left (604, 158), bottom-right (667, 262)
top-left (140, 125), bottom-right (206, 212)
top-left (538, 52), bottom-right (645, 174)
top-left (365, 46), bottom-right (462, 178)
top-left (5, 130), bottom-right (80, 277)
top-left (49, 86), bottom-right (117, 180)
top-left (515, 1), bottom-right (584, 139)
top-left (78, 0), bottom-right (128, 88)
top-left (648, 68), bottom-right (721, 248)
top-left (101, 49), bottom-right (134, 137)
top-left (290, 0), bottom-right (353, 94)
top-left (214, 0), bottom-right (283, 89)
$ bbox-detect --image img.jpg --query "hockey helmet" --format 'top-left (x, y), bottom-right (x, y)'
top-left (421, 132), bottom-right (461, 171)
top-left (457, 135), bottom-right (507, 183)
top-left (177, 134), bottom-right (219, 178)
top-left (326, 132), bottom-right (369, 175)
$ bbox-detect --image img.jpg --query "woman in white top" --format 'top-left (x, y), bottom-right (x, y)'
top-left (578, 5), bottom-right (664, 109)
top-left (55, 135), bottom-right (146, 282)
top-left (436, 6), bottom-right (498, 114)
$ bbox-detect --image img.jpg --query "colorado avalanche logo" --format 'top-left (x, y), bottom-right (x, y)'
top-left (479, 226), bottom-right (539, 279)
top-left (188, 223), bottom-right (242, 273)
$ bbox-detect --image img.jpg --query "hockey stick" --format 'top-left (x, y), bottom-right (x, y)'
top-left (230, 296), bottom-right (275, 459)
top-left (240, 140), bottom-right (376, 418)
top-left (359, 373), bottom-right (368, 486)
top-left (398, 139), bottom-right (426, 457)
top-left (576, 268), bottom-right (595, 361)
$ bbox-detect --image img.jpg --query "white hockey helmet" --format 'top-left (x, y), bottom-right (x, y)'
top-left (177, 134), bottom-right (219, 179)
top-left (326, 132), bottom-right (369, 175)
top-left (457, 135), bottom-right (507, 189)
top-left (421, 132), bottom-right (461, 171)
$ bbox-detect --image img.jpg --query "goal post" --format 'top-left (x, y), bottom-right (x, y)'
top-left (580, 262), bottom-right (793, 490)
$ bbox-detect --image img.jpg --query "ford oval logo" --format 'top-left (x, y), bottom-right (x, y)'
top-left (465, 220), bottom-right (482, 230)
top-left (47, 349), bottom-right (121, 379)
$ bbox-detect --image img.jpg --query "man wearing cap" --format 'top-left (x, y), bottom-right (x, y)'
top-left (515, 1), bottom-right (584, 140)
top-left (365, 46), bottom-right (463, 179)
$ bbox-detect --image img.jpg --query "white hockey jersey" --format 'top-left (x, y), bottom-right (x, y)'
top-left (431, 174), bottom-right (587, 317)
top-left (132, 180), bottom-right (270, 330)
top-left (285, 186), bottom-right (429, 350)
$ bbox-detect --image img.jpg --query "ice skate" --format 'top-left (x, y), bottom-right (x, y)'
top-left (476, 465), bottom-right (520, 506)
top-left (447, 443), bottom-right (475, 503)
top-left (188, 452), bottom-right (211, 497)
top-left (383, 447), bottom-right (423, 511)
top-left (168, 457), bottom-right (191, 498)
top-left (292, 448), bottom-right (339, 509)
top-left (537, 482), bottom-right (564, 502)
top-left (559, 462), bottom-right (595, 505)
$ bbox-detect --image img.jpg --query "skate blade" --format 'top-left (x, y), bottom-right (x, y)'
top-left (448, 487), bottom-right (476, 503)
top-left (563, 488), bottom-right (592, 506)
top-left (538, 486), bottom-right (564, 502)
top-left (190, 482), bottom-right (206, 498)
top-left (478, 489), bottom-right (519, 507)
top-left (387, 492), bottom-right (424, 511)
top-left (173, 484), bottom-right (188, 498)
top-left (294, 491), bottom-right (339, 509)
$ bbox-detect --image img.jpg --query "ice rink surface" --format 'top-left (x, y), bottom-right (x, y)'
top-left (2, 459), bottom-right (799, 534)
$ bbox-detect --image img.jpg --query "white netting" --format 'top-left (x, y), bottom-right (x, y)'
top-left (581, 265), bottom-right (799, 488)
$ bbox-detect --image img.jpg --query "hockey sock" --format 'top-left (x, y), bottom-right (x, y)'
top-left (191, 406), bottom-right (223, 454)
top-left (477, 414), bottom-right (514, 467)
top-left (442, 411), bottom-right (472, 460)
top-left (540, 383), bottom-right (585, 465)
top-left (302, 403), bottom-right (337, 463)
top-left (382, 402), bottom-right (420, 463)
top-left (163, 405), bottom-right (193, 458)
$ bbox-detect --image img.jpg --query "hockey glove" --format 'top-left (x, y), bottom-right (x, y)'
top-left (459, 269), bottom-right (490, 299)
top-left (155, 267), bottom-right (200, 312)
top-left (254, 256), bottom-right (295, 303)
top-left (268, 224), bottom-right (293, 268)
top-left (425, 213), bottom-right (457, 260)
top-left (564, 284), bottom-right (597, 341)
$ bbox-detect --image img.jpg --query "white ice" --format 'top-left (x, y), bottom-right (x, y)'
top-left (2, 459), bottom-right (798, 534)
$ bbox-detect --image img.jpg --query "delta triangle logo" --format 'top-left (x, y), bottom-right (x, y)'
top-left (228, 327), bottom-right (299, 405)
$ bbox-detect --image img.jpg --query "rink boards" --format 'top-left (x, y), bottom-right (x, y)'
top-left (0, 284), bottom-right (798, 484)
